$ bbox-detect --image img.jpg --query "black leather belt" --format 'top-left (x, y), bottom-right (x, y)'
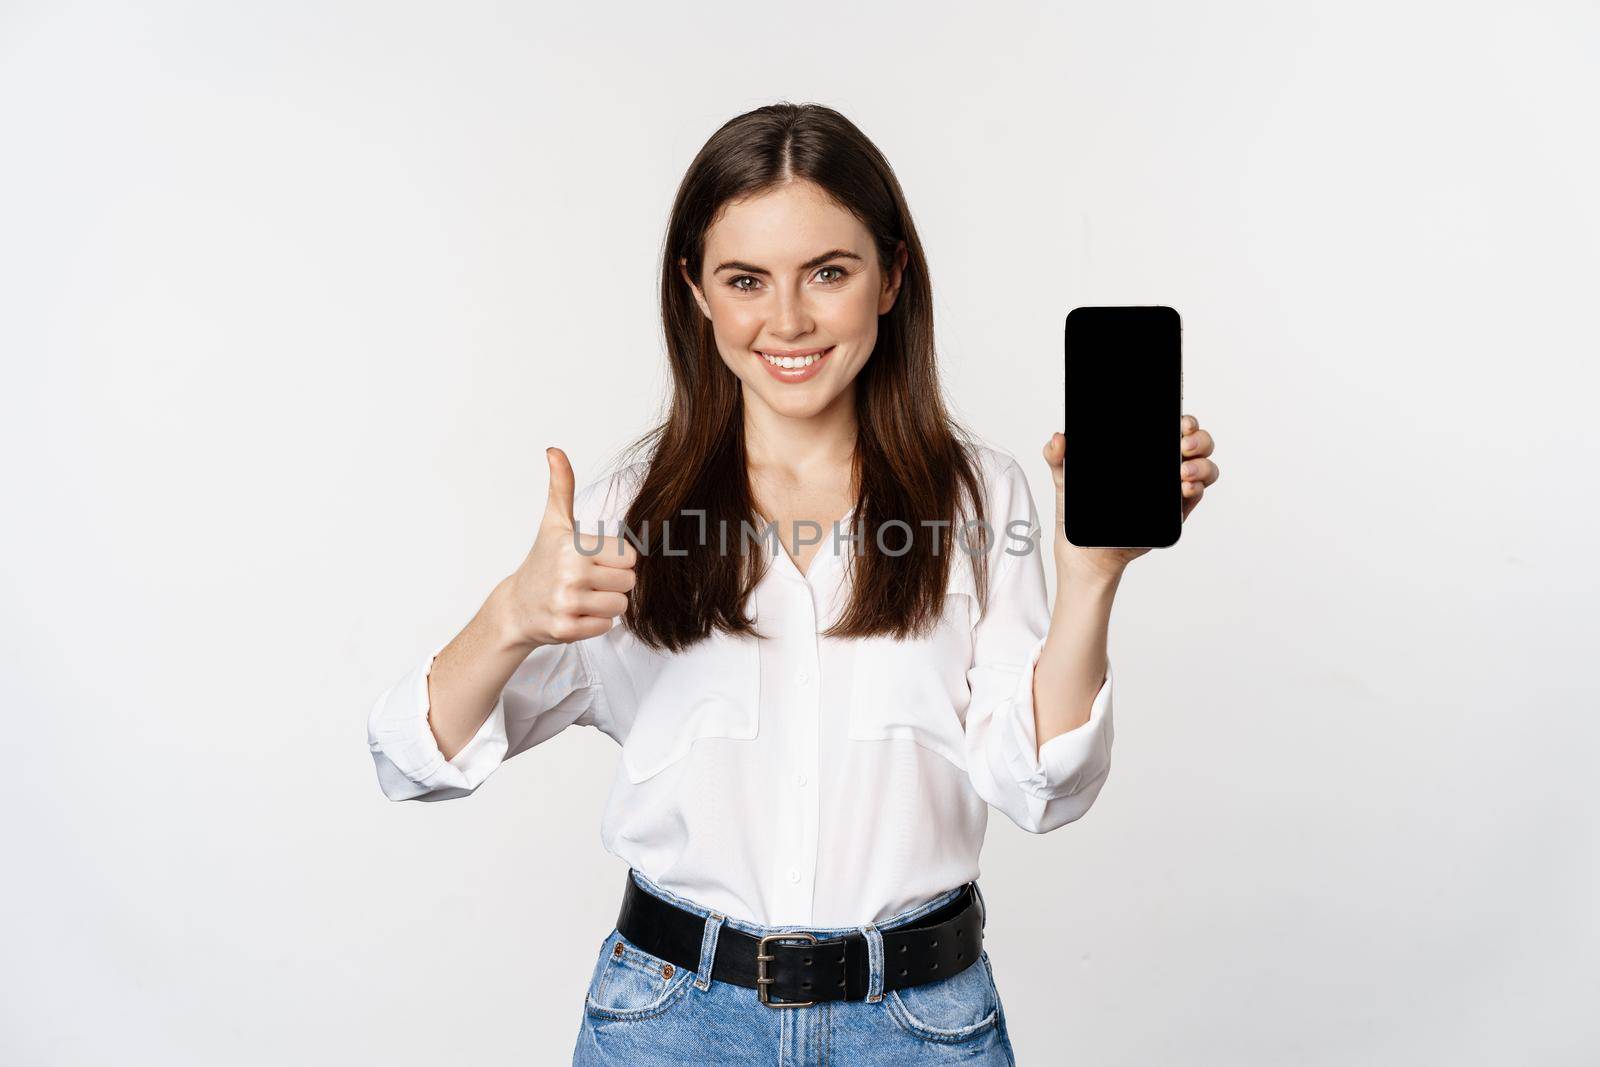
top-left (614, 870), bottom-right (986, 1007)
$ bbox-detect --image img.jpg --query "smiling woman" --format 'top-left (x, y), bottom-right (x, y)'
top-left (629, 109), bottom-right (996, 654)
top-left (367, 99), bottom-right (1216, 1067)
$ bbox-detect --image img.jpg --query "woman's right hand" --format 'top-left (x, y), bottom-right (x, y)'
top-left (492, 447), bottom-right (638, 651)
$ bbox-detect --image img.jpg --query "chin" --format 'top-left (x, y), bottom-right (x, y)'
top-left (755, 386), bottom-right (834, 417)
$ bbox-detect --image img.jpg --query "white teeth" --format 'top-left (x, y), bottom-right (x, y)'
top-left (760, 349), bottom-right (828, 369)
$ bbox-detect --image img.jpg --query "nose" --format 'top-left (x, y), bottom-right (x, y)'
top-left (769, 285), bottom-right (814, 339)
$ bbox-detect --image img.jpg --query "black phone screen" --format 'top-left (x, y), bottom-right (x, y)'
top-left (1063, 306), bottom-right (1183, 548)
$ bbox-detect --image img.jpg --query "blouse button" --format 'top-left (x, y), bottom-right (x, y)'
top-left (786, 868), bottom-right (800, 883)
top-left (793, 772), bottom-right (807, 787)
top-left (796, 669), bottom-right (809, 685)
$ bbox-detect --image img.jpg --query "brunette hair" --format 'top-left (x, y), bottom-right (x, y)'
top-left (601, 101), bottom-right (993, 653)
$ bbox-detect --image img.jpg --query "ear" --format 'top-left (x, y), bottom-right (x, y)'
top-left (878, 241), bottom-right (908, 316)
top-left (679, 256), bottom-right (712, 320)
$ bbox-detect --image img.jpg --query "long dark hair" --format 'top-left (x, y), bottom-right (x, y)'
top-left (601, 101), bottom-right (993, 653)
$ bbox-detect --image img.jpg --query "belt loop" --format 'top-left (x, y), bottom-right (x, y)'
top-left (859, 922), bottom-right (885, 1002)
top-left (972, 881), bottom-right (987, 929)
top-left (694, 911), bottom-right (725, 991)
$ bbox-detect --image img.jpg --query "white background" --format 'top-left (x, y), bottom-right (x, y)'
top-left (3, 1), bottom-right (1596, 1063)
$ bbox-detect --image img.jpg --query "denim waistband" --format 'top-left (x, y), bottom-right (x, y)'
top-left (626, 867), bottom-right (984, 939)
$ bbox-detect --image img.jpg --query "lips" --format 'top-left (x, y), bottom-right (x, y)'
top-left (754, 345), bottom-right (834, 382)
top-left (757, 346), bottom-right (832, 358)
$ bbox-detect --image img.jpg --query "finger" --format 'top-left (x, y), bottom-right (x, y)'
top-left (551, 613), bottom-right (616, 642)
top-left (569, 588), bottom-right (630, 618)
top-left (589, 534), bottom-right (639, 569)
top-left (543, 447), bottom-right (577, 530)
top-left (1040, 432), bottom-right (1065, 466)
top-left (1181, 483), bottom-right (1204, 521)
top-left (587, 560), bottom-right (637, 592)
top-left (1181, 414), bottom-right (1198, 435)
top-left (570, 526), bottom-right (634, 561)
top-left (1180, 458), bottom-right (1220, 486)
top-left (1180, 428), bottom-right (1214, 458)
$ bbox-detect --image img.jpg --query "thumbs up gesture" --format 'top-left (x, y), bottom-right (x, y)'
top-left (494, 447), bottom-right (638, 651)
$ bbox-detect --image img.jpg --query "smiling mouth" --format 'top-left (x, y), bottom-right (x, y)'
top-left (755, 346), bottom-right (834, 372)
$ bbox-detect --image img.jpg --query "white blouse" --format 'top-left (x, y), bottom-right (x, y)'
top-left (366, 442), bottom-right (1115, 928)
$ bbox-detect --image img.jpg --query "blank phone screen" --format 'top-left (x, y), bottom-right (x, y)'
top-left (1063, 306), bottom-right (1182, 548)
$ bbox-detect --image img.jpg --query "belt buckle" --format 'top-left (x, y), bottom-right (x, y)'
top-left (755, 932), bottom-right (817, 1008)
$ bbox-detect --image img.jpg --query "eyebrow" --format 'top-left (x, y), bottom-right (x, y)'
top-left (712, 248), bottom-right (864, 275)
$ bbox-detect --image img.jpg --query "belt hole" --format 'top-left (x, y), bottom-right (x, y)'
top-left (898, 967), bottom-right (907, 976)
top-left (957, 951), bottom-right (964, 960)
top-left (931, 939), bottom-right (939, 948)
top-left (803, 957), bottom-right (811, 965)
top-left (837, 954), bottom-right (846, 963)
top-left (802, 981), bottom-right (811, 990)
top-left (931, 962), bottom-right (940, 971)
top-left (957, 929), bottom-right (965, 937)
top-left (899, 945), bottom-right (908, 953)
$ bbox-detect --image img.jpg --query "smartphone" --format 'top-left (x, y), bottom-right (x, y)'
top-left (1062, 306), bottom-right (1183, 549)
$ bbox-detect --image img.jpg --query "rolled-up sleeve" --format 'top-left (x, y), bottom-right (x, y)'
top-left (962, 457), bottom-right (1115, 834)
top-left (366, 472), bottom-right (631, 803)
top-left (366, 637), bottom-right (606, 802)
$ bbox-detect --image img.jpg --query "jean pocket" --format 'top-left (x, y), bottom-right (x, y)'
top-left (583, 927), bottom-right (695, 1022)
top-left (884, 947), bottom-right (1001, 1043)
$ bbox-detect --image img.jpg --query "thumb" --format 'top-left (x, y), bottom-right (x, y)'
top-left (1043, 433), bottom-right (1067, 529)
top-left (542, 446), bottom-right (577, 530)
top-left (1042, 433), bottom-right (1066, 483)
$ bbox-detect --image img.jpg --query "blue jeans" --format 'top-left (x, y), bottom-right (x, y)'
top-left (572, 868), bottom-right (1017, 1065)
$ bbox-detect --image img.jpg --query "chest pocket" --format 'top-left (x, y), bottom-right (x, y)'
top-left (616, 625), bottom-right (761, 785)
top-left (847, 557), bottom-right (981, 772)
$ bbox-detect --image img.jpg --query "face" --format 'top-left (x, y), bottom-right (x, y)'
top-left (680, 179), bottom-right (906, 420)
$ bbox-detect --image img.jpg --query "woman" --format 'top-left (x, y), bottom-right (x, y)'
top-left (367, 102), bottom-right (1219, 1065)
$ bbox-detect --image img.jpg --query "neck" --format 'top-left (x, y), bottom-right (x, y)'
top-left (743, 389), bottom-right (858, 488)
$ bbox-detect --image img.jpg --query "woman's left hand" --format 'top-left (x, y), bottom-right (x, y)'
top-left (1044, 414), bottom-right (1219, 580)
